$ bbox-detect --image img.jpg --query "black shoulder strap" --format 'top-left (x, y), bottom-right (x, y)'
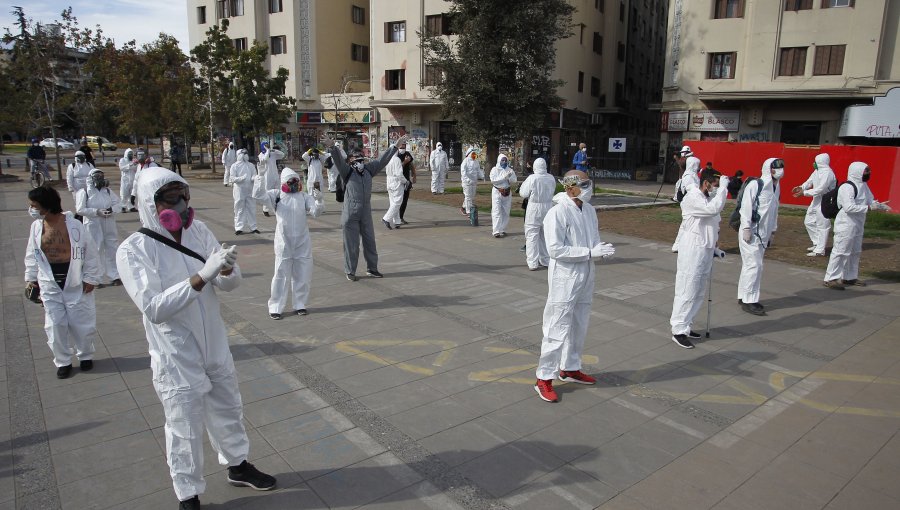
top-left (137, 228), bottom-right (206, 263)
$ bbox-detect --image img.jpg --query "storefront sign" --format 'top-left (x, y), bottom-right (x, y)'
top-left (839, 87), bottom-right (900, 138)
top-left (689, 110), bottom-right (740, 132)
top-left (666, 111), bottom-right (689, 132)
top-left (296, 111), bottom-right (321, 124)
top-left (321, 110), bottom-right (378, 124)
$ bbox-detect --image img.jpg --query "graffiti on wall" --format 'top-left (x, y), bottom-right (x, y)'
top-left (589, 168), bottom-right (633, 180)
top-left (739, 131), bottom-right (769, 142)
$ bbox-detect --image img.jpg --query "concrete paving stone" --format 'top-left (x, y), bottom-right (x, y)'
top-left (241, 388), bottom-right (329, 428)
top-left (48, 407), bottom-right (149, 454)
top-left (280, 427), bottom-right (386, 480)
top-left (626, 416), bottom-right (707, 457)
top-left (236, 371), bottom-right (306, 404)
top-left (731, 399), bottom-right (830, 453)
top-left (718, 454), bottom-right (847, 510)
top-left (640, 449), bottom-right (757, 506)
top-left (305, 451), bottom-right (424, 510)
top-left (459, 439), bottom-right (567, 498)
top-left (571, 433), bottom-right (677, 491)
top-left (35, 362), bottom-right (123, 394)
top-left (234, 357), bottom-right (287, 383)
top-left (483, 392), bottom-right (573, 437)
top-left (526, 407), bottom-right (622, 463)
top-left (825, 480), bottom-right (900, 510)
top-left (106, 339), bottom-right (151, 358)
top-left (625, 465), bottom-right (728, 510)
top-left (360, 480), bottom-right (467, 510)
top-left (43, 389), bottom-right (138, 430)
top-left (502, 464), bottom-right (618, 510)
top-left (257, 407), bottom-right (355, 452)
top-left (642, 365), bottom-right (733, 399)
top-left (149, 422), bottom-right (278, 474)
top-left (358, 379), bottom-right (448, 416)
top-left (363, 337), bottom-right (465, 367)
top-left (595, 493), bottom-right (653, 510)
top-left (851, 448), bottom-right (900, 501)
top-left (448, 376), bottom-right (538, 416)
top-left (140, 401), bottom-right (166, 429)
top-left (316, 352), bottom-right (392, 379)
top-left (57, 447), bottom-right (172, 510)
top-left (387, 395), bottom-right (484, 440)
top-left (335, 362), bottom-right (434, 399)
top-left (417, 415), bottom-right (520, 468)
top-left (53, 430), bottom-right (163, 486)
top-left (231, 482), bottom-right (328, 510)
top-left (129, 383), bottom-right (160, 408)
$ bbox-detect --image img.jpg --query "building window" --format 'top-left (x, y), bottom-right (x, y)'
top-left (232, 0), bottom-right (244, 16)
top-left (591, 76), bottom-right (600, 97)
top-left (778, 47), bottom-right (807, 76)
top-left (708, 52), bottom-right (736, 79)
top-left (813, 45), bottom-right (845, 75)
top-left (596, 0), bottom-right (604, 12)
top-left (197, 6), bottom-right (207, 24)
top-left (352, 5), bottom-right (365, 24)
top-left (784, 0), bottom-right (813, 10)
top-left (351, 43), bottom-right (369, 63)
top-left (386, 69), bottom-right (406, 90)
top-left (593, 33), bottom-right (602, 54)
top-left (713, 0), bottom-right (744, 19)
top-left (577, 71), bottom-right (584, 93)
top-left (269, 0), bottom-right (282, 14)
top-left (233, 37), bottom-right (248, 51)
top-left (425, 14), bottom-right (454, 37)
top-left (424, 65), bottom-right (442, 86)
top-left (216, 0), bottom-right (244, 18)
top-left (822, 0), bottom-right (853, 7)
top-left (385, 21), bottom-right (406, 43)
top-left (271, 36), bottom-right (286, 55)
top-left (617, 42), bottom-right (625, 62)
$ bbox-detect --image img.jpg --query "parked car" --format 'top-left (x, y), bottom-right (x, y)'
top-left (84, 136), bottom-right (117, 151)
top-left (39, 138), bottom-right (75, 150)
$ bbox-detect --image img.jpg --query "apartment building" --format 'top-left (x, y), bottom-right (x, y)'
top-left (187, 0), bottom-right (372, 151)
top-left (369, 0), bottom-right (668, 173)
top-left (660, 0), bottom-right (900, 177)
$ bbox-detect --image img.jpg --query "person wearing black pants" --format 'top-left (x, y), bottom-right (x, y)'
top-left (398, 151), bottom-right (416, 224)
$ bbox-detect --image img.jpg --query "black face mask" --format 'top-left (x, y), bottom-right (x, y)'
top-left (862, 173), bottom-right (871, 182)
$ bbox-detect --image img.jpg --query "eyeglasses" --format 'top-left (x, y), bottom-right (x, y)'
top-left (576, 179), bottom-right (593, 190)
top-left (154, 184), bottom-right (190, 205)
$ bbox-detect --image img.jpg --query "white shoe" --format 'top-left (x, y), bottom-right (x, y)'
top-left (807, 251), bottom-right (825, 257)
top-left (806, 246), bottom-right (816, 252)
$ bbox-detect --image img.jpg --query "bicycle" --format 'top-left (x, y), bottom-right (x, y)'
top-left (29, 160), bottom-right (52, 188)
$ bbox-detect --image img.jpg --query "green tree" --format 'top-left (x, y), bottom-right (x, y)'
top-left (190, 19), bottom-right (236, 173)
top-left (420, 0), bottom-right (574, 151)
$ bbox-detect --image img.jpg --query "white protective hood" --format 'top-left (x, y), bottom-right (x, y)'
top-left (533, 157), bottom-right (548, 175)
top-left (760, 157), bottom-right (777, 184)
top-left (135, 166), bottom-right (189, 237)
top-left (281, 167), bottom-right (300, 185)
top-left (847, 161), bottom-right (867, 185)
top-left (814, 153), bottom-right (831, 169)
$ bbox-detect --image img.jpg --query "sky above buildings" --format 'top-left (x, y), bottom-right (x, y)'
top-left (2, 0), bottom-right (191, 52)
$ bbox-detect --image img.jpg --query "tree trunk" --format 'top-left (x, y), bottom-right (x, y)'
top-left (485, 139), bottom-right (500, 173)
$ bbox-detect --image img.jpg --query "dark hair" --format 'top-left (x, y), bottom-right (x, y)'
top-left (699, 168), bottom-right (721, 185)
top-left (28, 185), bottom-right (63, 214)
top-left (734, 169), bottom-right (744, 177)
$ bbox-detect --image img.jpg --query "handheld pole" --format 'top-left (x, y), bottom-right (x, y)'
top-left (705, 256), bottom-right (714, 338)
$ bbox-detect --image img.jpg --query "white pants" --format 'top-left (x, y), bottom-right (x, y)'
top-left (824, 228), bottom-right (862, 282)
top-left (383, 187), bottom-right (404, 226)
top-left (804, 205), bottom-right (831, 254)
top-left (738, 236), bottom-right (765, 304)
top-left (491, 188), bottom-right (511, 235)
top-left (670, 243), bottom-right (714, 335)
top-left (44, 294), bottom-right (96, 367)
top-left (120, 173), bottom-right (134, 210)
top-left (269, 254), bottom-right (313, 313)
top-left (86, 218), bottom-right (119, 282)
top-left (524, 222), bottom-right (549, 269)
top-left (462, 183), bottom-right (477, 213)
top-left (233, 196), bottom-right (257, 232)
top-left (431, 169), bottom-right (446, 193)
top-left (536, 263), bottom-right (594, 380)
top-left (157, 369), bottom-right (249, 501)
top-left (327, 168), bottom-right (339, 192)
top-left (672, 220), bottom-right (686, 251)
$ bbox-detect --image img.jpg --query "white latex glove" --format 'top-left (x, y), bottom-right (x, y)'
top-left (872, 200), bottom-right (892, 212)
top-left (718, 176), bottom-right (730, 190)
top-left (221, 243), bottom-right (238, 270)
top-left (198, 249), bottom-right (230, 282)
top-left (590, 243), bottom-right (615, 259)
top-left (714, 248), bottom-right (726, 259)
top-left (741, 228), bottom-right (751, 243)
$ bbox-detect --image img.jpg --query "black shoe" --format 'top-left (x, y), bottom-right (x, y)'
top-left (672, 334), bottom-right (695, 349)
top-left (56, 365), bottom-right (73, 379)
top-left (401, 219), bottom-right (409, 225)
top-left (295, 309), bottom-right (308, 316)
top-left (129, 207), bottom-right (138, 213)
top-left (263, 211), bottom-right (270, 217)
top-left (366, 269), bottom-right (384, 278)
top-left (111, 279), bottom-right (123, 286)
top-left (270, 313), bottom-right (282, 320)
top-left (346, 273), bottom-right (359, 282)
top-left (179, 495), bottom-right (200, 510)
top-left (687, 331), bottom-right (701, 339)
top-left (382, 219), bottom-right (393, 230)
top-left (80, 359), bottom-right (93, 371)
top-left (251, 229), bottom-right (260, 234)
top-left (227, 460), bottom-right (276, 491)
top-left (741, 302), bottom-right (766, 316)
top-left (235, 230), bottom-right (244, 235)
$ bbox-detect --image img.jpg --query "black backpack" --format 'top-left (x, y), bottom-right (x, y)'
top-left (821, 181), bottom-right (857, 219)
top-left (728, 178), bottom-right (763, 231)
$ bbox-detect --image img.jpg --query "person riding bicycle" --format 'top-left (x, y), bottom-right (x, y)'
top-left (26, 138), bottom-right (51, 181)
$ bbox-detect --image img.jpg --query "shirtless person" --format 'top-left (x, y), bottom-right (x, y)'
top-left (25, 186), bottom-right (101, 379)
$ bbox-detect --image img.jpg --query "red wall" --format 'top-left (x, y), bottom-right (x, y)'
top-left (689, 141), bottom-right (900, 210)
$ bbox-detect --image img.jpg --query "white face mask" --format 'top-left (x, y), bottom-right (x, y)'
top-left (772, 168), bottom-right (784, 180)
top-left (577, 186), bottom-right (593, 202)
top-left (241, 153), bottom-right (249, 162)
top-left (352, 161), bottom-right (365, 172)
top-left (398, 148), bottom-right (406, 154)
top-left (708, 186), bottom-right (718, 198)
top-left (28, 207), bottom-right (42, 219)
top-left (581, 147), bottom-right (587, 152)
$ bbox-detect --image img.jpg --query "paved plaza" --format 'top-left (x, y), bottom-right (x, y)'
top-left (1, 167), bottom-right (899, 509)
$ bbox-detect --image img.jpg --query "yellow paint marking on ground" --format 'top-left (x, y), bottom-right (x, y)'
top-left (333, 339), bottom-right (461, 376)
top-left (769, 370), bottom-right (900, 418)
top-left (469, 364), bottom-right (538, 382)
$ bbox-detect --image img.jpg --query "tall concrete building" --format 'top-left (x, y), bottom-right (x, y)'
top-left (660, 0), bottom-right (900, 178)
top-left (186, 0), bottom-right (372, 152)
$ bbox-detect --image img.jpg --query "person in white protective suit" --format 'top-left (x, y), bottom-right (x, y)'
top-left (792, 153), bottom-right (836, 257)
top-left (669, 169), bottom-right (729, 349)
top-left (429, 142), bottom-right (450, 194)
top-left (229, 149), bottom-right (259, 235)
top-left (489, 153), bottom-right (517, 237)
top-left (671, 155), bottom-right (701, 252)
top-left (25, 185), bottom-right (101, 379)
top-left (254, 168), bottom-right (324, 319)
top-left (66, 150), bottom-right (95, 202)
top-left (518, 157), bottom-right (556, 270)
top-left (459, 147), bottom-right (484, 216)
top-left (737, 157), bottom-right (783, 316)
top-left (301, 147), bottom-right (325, 193)
top-left (534, 171), bottom-right (614, 403)
top-left (325, 141), bottom-right (346, 192)
top-left (115, 168), bottom-right (276, 509)
top-left (257, 141), bottom-right (285, 216)
top-left (671, 145), bottom-right (693, 201)
top-left (75, 169), bottom-right (121, 286)
top-left (382, 144), bottom-right (409, 229)
top-left (131, 148), bottom-right (159, 202)
top-left (221, 142), bottom-right (237, 186)
top-left (119, 148), bottom-right (138, 212)
top-left (823, 162), bottom-right (891, 289)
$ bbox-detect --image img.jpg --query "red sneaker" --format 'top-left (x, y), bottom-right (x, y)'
top-left (559, 370), bottom-right (596, 385)
top-left (534, 379), bottom-right (559, 402)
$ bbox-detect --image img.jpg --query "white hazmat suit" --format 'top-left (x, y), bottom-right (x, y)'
top-left (258, 144), bottom-right (285, 214)
top-left (429, 143), bottom-right (450, 193)
top-left (737, 158), bottom-right (781, 306)
top-left (222, 143), bottom-right (237, 185)
top-left (799, 153), bottom-right (836, 256)
top-left (518, 158), bottom-right (556, 269)
top-left (460, 147), bottom-right (483, 214)
top-left (118, 148), bottom-right (137, 211)
top-left (824, 162), bottom-right (875, 284)
top-left (116, 168), bottom-right (250, 501)
top-left (671, 156), bottom-right (702, 251)
top-left (302, 149), bottom-right (325, 192)
top-left (382, 152), bottom-right (408, 228)
top-left (229, 150), bottom-right (257, 233)
top-left (255, 168), bottom-right (325, 314)
top-left (75, 169), bottom-right (120, 283)
top-left (489, 154), bottom-right (517, 236)
top-left (66, 154), bottom-right (94, 200)
top-left (25, 212), bottom-right (101, 367)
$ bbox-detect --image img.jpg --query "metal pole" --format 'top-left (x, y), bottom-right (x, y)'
top-left (705, 257), bottom-right (715, 338)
